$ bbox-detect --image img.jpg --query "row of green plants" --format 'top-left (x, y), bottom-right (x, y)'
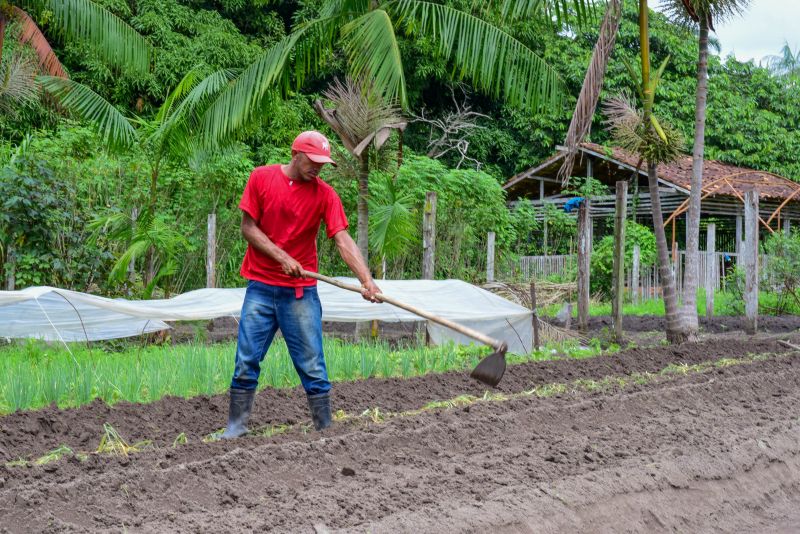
top-left (0, 337), bottom-right (607, 414)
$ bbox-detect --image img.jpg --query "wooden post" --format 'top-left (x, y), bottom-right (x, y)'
top-left (542, 210), bottom-right (548, 256)
top-left (530, 281), bottom-right (540, 350)
top-left (128, 207), bottom-right (138, 283)
top-left (486, 231), bottom-right (496, 282)
top-left (539, 179), bottom-right (544, 201)
top-left (577, 200), bottom-right (591, 332)
top-left (422, 191), bottom-right (437, 279)
top-left (5, 243), bottom-right (14, 291)
top-left (206, 213), bottom-right (217, 288)
top-left (632, 244), bottom-right (641, 305)
top-left (744, 190), bottom-right (759, 335)
top-left (735, 213), bottom-right (742, 256)
top-left (784, 218), bottom-right (791, 235)
top-left (612, 182), bottom-right (627, 340)
top-left (705, 223), bottom-right (715, 318)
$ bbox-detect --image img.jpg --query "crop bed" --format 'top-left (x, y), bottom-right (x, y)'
top-left (1, 335), bottom-right (800, 532)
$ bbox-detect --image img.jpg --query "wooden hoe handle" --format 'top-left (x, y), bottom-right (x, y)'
top-left (303, 270), bottom-right (506, 351)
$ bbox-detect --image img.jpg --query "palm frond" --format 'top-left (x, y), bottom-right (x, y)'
top-left (660, 0), bottom-right (750, 29)
top-left (38, 75), bottom-right (137, 150)
top-left (475, 0), bottom-right (598, 25)
top-left (198, 32), bottom-right (304, 149)
top-left (557, 0), bottom-right (622, 184)
top-left (341, 10), bottom-right (407, 108)
top-left (154, 68), bottom-right (238, 160)
top-left (389, 0), bottom-right (565, 113)
top-left (318, 77), bottom-right (406, 156)
top-left (369, 175), bottom-right (416, 260)
top-left (602, 93), bottom-right (683, 165)
top-left (40, 0), bottom-right (152, 74)
top-left (0, 51), bottom-right (39, 113)
top-left (12, 6), bottom-right (67, 77)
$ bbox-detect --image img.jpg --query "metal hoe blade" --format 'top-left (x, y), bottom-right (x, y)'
top-left (470, 345), bottom-right (508, 387)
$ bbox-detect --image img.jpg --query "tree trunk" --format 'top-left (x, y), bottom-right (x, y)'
top-left (648, 162), bottom-right (686, 343)
top-left (577, 201), bottom-right (591, 332)
top-left (356, 154), bottom-right (370, 264)
top-left (681, 17), bottom-right (710, 340)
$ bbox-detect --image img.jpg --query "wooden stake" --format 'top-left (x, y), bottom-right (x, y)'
top-left (744, 190), bottom-right (759, 335)
top-left (577, 200), bottom-right (591, 332)
top-left (735, 214), bottom-right (742, 256)
top-left (632, 244), bottom-right (641, 304)
top-left (612, 181), bottom-right (627, 340)
top-left (422, 191), bottom-right (437, 279)
top-left (206, 213), bottom-right (217, 288)
top-left (486, 231), bottom-right (496, 283)
top-left (530, 281), bottom-right (540, 350)
top-left (705, 223), bottom-right (715, 318)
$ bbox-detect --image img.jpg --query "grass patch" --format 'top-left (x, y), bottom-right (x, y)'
top-left (539, 289), bottom-right (793, 318)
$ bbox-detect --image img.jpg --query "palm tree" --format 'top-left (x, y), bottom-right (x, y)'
top-left (313, 77), bottom-right (407, 265)
top-left (764, 41), bottom-right (800, 83)
top-left (0, 49), bottom-right (37, 113)
top-left (661, 0), bottom-right (749, 338)
top-left (0, 0), bottom-right (151, 78)
top-left (39, 67), bottom-right (235, 291)
top-left (604, 0), bottom-right (687, 343)
top-left (197, 0), bottom-right (596, 150)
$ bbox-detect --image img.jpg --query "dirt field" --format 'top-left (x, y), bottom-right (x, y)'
top-left (548, 314), bottom-right (800, 334)
top-left (2, 334), bottom-right (800, 533)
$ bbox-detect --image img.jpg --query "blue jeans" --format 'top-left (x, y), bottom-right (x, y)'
top-left (231, 280), bottom-right (330, 396)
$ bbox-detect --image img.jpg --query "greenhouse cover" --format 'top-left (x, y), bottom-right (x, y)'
top-left (0, 279), bottom-right (533, 354)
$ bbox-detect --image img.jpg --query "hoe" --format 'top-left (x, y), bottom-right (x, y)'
top-left (304, 270), bottom-right (508, 387)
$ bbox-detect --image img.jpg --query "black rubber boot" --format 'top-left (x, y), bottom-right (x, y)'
top-left (307, 392), bottom-right (332, 431)
top-left (221, 388), bottom-right (255, 439)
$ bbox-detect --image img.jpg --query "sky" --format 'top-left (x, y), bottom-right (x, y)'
top-left (653, 0), bottom-right (798, 64)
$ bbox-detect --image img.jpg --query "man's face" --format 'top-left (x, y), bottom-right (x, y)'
top-left (294, 151), bottom-right (325, 181)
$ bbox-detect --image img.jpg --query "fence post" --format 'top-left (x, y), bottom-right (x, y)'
top-left (632, 245), bottom-right (641, 305)
top-left (206, 213), bottom-right (217, 288)
top-left (422, 191), bottom-right (437, 279)
top-left (5, 243), bottom-right (14, 291)
top-left (486, 231), bottom-right (496, 283)
top-left (128, 207), bottom-right (138, 284)
top-left (577, 200), bottom-right (591, 332)
top-left (612, 182), bottom-right (627, 341)
top-left (744, 191), bottom-right (759, 335)
top-left (735, 214), bottom-right (743, 255)
top-left (530, 281), bottom-right (540, 351)
top-left (705, 223), bottom-right (715, 318)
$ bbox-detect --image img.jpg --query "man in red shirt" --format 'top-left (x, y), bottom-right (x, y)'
top-left (221, 131), bottom-right (380, 438)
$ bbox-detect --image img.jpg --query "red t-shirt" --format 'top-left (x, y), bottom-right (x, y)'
top-left (238, 164), bottom-right (348, 287)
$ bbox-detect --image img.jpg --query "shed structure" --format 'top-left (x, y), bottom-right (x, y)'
top-left (503, 142), bottom-right (800, 254)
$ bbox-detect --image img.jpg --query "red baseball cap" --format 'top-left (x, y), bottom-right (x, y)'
top-left (291, 131), bottom-right (337, 166)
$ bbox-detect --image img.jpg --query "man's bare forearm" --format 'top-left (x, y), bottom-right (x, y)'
top-left (242, 216), bottom-right (286, 262)
top-left (241, 213), bottom-right (304, 276)
top-left (334, 231), bottom-right (373, 284)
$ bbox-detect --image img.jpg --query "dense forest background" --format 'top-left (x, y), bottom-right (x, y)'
top-left (1, 1), bottom-right (798, 296)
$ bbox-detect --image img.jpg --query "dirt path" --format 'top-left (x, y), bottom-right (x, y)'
top-left (1, 336), bottom-right (799, 532)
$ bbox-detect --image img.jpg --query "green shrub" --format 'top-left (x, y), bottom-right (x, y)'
top-left (590, 221), bottom-right (657, 297)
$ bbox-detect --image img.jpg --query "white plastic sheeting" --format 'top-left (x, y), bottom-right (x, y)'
top-left (0, 280), bottom-right (533, 353)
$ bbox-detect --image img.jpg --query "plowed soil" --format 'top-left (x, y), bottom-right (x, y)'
top-left (549, 314), bottom-right (800, 333)
top-left (2, 335), bottom-right (800, 533)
